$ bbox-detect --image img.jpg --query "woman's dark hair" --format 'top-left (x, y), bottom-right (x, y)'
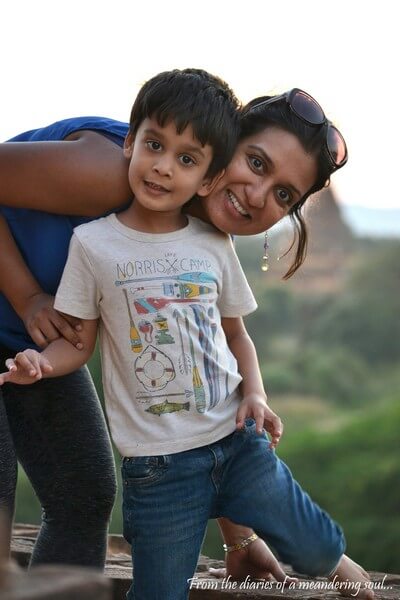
top-left (240, 95), bottom-right (337, 278)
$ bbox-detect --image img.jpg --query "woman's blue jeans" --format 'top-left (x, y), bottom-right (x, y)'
top-left (121, 420), bottom-right (345, 600)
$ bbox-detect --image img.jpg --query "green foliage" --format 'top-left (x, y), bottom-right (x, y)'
top-left (309, 242), bottom-right (400, 365)
top-left (279, 397), bottom-right (400, 572)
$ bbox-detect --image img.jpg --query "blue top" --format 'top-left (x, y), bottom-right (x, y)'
top-left (0, 116), bottom-right (129, 351)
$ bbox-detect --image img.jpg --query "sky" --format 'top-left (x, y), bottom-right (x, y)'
top-left (1, 0), bottom-right (399, 210)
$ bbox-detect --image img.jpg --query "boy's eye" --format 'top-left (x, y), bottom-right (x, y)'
top-left (179, 154), bottom-right (196, 166)
top-left (146, 140), bottom-right (162, 151)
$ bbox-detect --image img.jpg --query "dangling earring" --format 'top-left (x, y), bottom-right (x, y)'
top-left (261, 231), bottom-right (269, 272)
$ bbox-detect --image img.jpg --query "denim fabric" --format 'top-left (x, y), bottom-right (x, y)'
top-left (0, 347), bottom-right (117, 568)
top-left (122, 420), bottom-right (345, 599)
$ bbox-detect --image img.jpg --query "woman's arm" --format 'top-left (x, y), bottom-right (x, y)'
top-left (0, 214), bottom-right (83, 348)
top-left (0, 131), bottom-right (131, 216)
top-left (214, 518), bottom-right (295, 583)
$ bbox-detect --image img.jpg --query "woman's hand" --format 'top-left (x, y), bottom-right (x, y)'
top-left (210, 537), bottom-right (297, 584)
top-left (0, 349), bottom-right (53, 385)
top-left (236, 393), bottom-right (283, 448)
top-left (20, 292), bottom-right (83, 350)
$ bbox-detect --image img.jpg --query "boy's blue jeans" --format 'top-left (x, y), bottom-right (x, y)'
top-left (121, 420), bottom-right (345, 600)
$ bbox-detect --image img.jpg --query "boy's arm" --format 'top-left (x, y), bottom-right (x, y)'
top-left (0, 318), bottom-right (98, 385)
top-left (222, 316), bottom-right (282, 445)
top-left (0, 214), bottom-right (83, 349)
top-left (0, 131), bottom-right (131, 216)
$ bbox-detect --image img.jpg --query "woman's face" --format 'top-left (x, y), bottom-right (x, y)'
top-left (202, 126), bottom-right (318, 235)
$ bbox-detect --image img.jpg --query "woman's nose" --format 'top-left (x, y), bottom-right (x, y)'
top-left (246, 183), bottom-right (266, 209)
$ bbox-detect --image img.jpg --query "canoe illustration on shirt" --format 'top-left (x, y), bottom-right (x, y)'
top-left (121, 282), bottom-right (213, 299)
top-left (145, 399), bottom-right (190, 416)
top-left (190, 304), bottom-right (221, 409)
top-left (115, 272), bottom-right (217, 287)
top-left (134, 345), bottom-right (175, 391)
top-left (134, 296), bottom-right (213, 314)
top-left (122, 289), bottom-right (143, 353)
top-left (183, 309), bottom-right (206, 413)
top-left (173, 308), bottom-right (192, 375)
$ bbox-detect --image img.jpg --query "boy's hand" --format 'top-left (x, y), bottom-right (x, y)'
top-left (236, 393), bottom-right (283, 448)
top-left (0, 350), bottom-right (53, 385)
top-left (20, 292), bottom-right (83, 350)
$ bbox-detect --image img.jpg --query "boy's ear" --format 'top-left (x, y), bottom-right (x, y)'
top-left (123, 132), bottom-right (135, 159)
top-left (196, 170), bottom-right (225, 197)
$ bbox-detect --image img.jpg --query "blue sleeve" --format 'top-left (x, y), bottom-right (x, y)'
top-left (7, 116), bottom-right (129, 145)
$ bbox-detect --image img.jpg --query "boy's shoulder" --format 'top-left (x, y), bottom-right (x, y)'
top-left (73, 215), bottom-right (113, 240)
top-left (188, 216), bottom-right (231, 243)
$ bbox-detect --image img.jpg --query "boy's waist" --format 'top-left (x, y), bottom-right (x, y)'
top-left (107, 390), bottom-right (242, 457)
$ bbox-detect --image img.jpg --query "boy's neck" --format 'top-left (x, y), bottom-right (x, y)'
top-left (117, 201), bottom-right (188, 234)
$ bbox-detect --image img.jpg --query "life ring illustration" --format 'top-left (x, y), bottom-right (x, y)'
top-left (134, 344), bottom-right (176, 391)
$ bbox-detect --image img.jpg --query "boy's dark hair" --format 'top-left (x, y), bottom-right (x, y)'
top-left (129, 68), bottom-right (241, 177)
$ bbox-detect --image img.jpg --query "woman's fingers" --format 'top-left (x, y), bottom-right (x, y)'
top-left (52, 314), bottom-right (83, 349)
top-left (27, 326), bottom-right (48, 348)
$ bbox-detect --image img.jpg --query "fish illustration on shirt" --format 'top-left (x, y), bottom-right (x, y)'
top-left (145, 400), bottom-right (190, 416)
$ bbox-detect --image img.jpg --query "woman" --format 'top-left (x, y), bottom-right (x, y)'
top-left (0, 91), bottom-right (373, 597)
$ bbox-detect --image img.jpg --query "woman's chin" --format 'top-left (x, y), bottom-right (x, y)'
top-left (202, 192), bottom-right (255, 235)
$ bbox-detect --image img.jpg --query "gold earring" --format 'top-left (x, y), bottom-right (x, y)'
top-left (261, 231), bottom-right (269, 272)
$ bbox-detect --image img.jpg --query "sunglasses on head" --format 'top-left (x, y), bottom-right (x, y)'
top-left (248, 88), bottom-right (348, 172)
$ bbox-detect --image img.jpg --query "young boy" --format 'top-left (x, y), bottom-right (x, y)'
top-left (0, 69), bottom-right (345, 600)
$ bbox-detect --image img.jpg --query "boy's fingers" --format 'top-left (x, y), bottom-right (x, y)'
top-left (40, 357), bottom-right (53, 373)
top-left (0, 371), bottom-right (12, 385)
top-left (14, 352), bottom-right (40, 377)
top-left (267, 413), bottom-right (283, 436)
top-left (5, 358), bottom-right (17, 372)
top-left (236, 404), bottom-right (248, 429)
top-left (255, 410), bottom-right (265, 434)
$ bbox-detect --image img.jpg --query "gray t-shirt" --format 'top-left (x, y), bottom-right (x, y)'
top-left (55, 214), bottom-right (257, 456)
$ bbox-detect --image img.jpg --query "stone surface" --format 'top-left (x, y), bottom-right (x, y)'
top-left (10, 525), bottom-right (400, 599)
top-left (0, 564), bottom-right (111, 599)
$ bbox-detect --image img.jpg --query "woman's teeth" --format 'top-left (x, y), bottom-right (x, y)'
top-left (227, 191), bottom-right (249, 217)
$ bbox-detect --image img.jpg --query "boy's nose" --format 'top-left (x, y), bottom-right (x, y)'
top-left (152, 157), bottom-right (173, 178)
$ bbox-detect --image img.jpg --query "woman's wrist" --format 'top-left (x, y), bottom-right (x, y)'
top-left (217, 517), bottom-right (256, 546)
top-left (223, 533), bottom-right (259, 553)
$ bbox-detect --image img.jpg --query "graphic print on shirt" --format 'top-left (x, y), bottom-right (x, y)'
top-left (134, 344), bottom-right (176, 391)
top-left (116, 257), bottom-right (232, 417)
top-left (122, 289), bottom-right (143, 353)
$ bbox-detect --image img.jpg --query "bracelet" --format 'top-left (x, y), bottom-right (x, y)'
top-left (223, 533), bottom-right (258, 553)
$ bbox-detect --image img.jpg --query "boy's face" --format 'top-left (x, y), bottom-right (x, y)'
top-left (124, 118), bottom-right (216, 215)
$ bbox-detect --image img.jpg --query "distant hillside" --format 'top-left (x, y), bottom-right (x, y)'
top-left (341, 205), bottom-right (400, 238)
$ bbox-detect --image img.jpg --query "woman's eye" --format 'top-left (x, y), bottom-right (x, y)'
top-left (179, 154), bottom-right (195, 166)
top-left (249, 155), bottom-right (264, 172)
top-left (146, 140), bottom-right (162, 151)
top-left (275, 188), bottom-right (292, 205)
